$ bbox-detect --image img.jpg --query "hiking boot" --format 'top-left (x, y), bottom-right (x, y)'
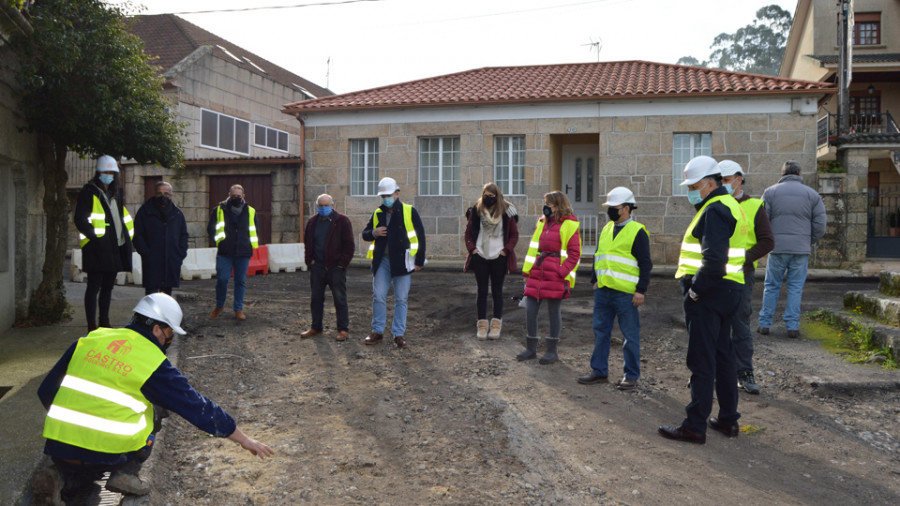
top-left (476, 319), bottom-right (489, 340)
top-left (738, 371), bottom-right (761, 394)
top-left (616, 376), bottom-right (638, 391)
top-left (787, 330), bottom-right (800, 339)
top-left (106, 471), bottom-right (150, 496)
top-left (487, 318), bottom-right (502, 339)
top-left (32, 464), bottom-right (63, 506)
top-left (235, 310), bottom-right (246, 320)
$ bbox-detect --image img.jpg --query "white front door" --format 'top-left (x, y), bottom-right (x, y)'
top-left (561, 144), bottom-right (599, 256)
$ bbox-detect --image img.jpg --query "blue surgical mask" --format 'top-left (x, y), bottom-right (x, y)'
top-left (317, 206), bottom-right (332, 217)
top-left (723, 183), bottom-right (734, 195)
top-left (687, 189), bottom-right (704, 205)
top-left (98, 174), bottom-right (115, 186)
top-left (382, 197), bottom-right (395, 208)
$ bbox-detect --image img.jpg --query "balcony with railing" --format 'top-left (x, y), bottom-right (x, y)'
top-left (817, 111), bottom-right (900, 148)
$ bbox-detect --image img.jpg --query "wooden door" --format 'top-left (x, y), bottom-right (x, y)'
top-left (144, 176), bottom-right (162, 202)
top-left (208, 175), bottom-right (272, 246)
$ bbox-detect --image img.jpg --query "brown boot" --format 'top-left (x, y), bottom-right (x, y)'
top-left (209, 306), bottom-right (223, 319)
top-left (235, 310), bottom-right (246, 320)
top-left (476, 319), bottom-right (489, 340)
top-left (488, 318), bottom-right (502, 339)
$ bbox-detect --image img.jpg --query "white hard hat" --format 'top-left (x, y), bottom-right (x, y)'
top-left (96, 155), bottom-right (120, 173)
top-left (377, 177), bottom-right (399, 196)
top-left (680, 156), bottom-right (720, 186)
top-left (603, 187), bottom-right (636, 206)
top-left (133, 293), bottom-right (186, 335)
top-left (717, 160), bottom-right (744, 178)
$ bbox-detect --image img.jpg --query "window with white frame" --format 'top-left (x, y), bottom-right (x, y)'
top-left (200, 109), bottom-right (250, 155)
top-left (350, 139), bottom-right (379, 196)
top-left (672, 133), bottom-right (712, 195)
top-left (494, 135), bottom-right (526, 195)
top-left (419, 137), bottom-right (460, 196)
top-left (254, 124), bottom-right (289, 152)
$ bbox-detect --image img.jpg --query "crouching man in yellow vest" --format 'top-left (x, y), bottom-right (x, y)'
top-left (659, 155), bottom-right (750, 445)
top-left (577, 187), bottom-right (653, 391)
top-left (34, 294), bottom-right (273, 503)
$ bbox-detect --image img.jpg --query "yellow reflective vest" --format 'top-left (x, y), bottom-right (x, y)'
top-left (366, 203), bottom-right (419, 260)
top-left (594, 220), bottom-right (647, 294)
top-left (739, 197), bottom-right (764, 269)
top-left (675, 195), bottom-right (748, 284)
top-left (79, 195), bottom-right (134, 248)
top-left (42, 328), bottom-right (166, 454)
top-left (522, 218), bottom-right (581, 288)
top-left (215, 205), bottom-right (259, 249)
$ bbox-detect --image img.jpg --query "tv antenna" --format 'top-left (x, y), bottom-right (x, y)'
top-left (583, 36), bottom-right (602, 62)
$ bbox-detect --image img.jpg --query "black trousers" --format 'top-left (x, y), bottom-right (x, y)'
top-left (309, 264), bottom-right (349, 332)
top-left (144, 286), bottom-right (173, 296)
top-left (471, 255), bottom-right (507, 320)
top-left (681, 278), bottom-right (741, 434)
top-left (85, 271), bottom-right (117, 325)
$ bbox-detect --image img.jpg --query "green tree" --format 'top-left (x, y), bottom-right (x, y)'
top-left (10, 0), bottom-right (184, 324)
top-left (678, 5), bottom-right (793, 76)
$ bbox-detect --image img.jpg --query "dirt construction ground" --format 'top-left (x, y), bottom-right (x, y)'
top-left (148, 266), bottom-right (900, 505)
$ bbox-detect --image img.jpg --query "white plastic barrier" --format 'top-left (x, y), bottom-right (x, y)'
top-left (181, 247), bottom-right (218, 280)
top-left (70, 249), bottom-right (87, 282)
top-left (131, 252), bottom-right (143, 286)
top-left (267, 243), bottom-right (307, 272)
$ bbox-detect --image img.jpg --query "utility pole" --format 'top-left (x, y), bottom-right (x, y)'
top-left (837, 0), bottom-right (854, 135)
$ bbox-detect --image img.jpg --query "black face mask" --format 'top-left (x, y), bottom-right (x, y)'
top-left (154, 196), bottom-right (171, 208)
top-left (229, 197), bottom-right (243, 207)
top-left (607, 207), bottom-right (620, 221)
top-left (482, 195), bottom-right (497, 207)
top-left (542, 205), bottom-right (552, 217)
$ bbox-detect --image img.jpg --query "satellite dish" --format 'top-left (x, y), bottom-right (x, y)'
top-left (582, 36), bottom-right (602, 62)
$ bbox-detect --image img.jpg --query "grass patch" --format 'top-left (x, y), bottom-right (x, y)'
top-left (804, 310), bottom-right (898, 370)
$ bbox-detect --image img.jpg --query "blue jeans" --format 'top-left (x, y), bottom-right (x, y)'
top-left (215, 255), bottom-right (250, 311)
top-left (591, 287), bottom-right (641, 380)
top-left (372, 257), bottom-right (411, 336)
top-left (758, 253), bottom-right (809, 331)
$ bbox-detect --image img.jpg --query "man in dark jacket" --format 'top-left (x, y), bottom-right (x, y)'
top-left (206, 184), bottom-right (259, 321)
top-left (133, 181), bottom-right (189, 295)
top-left (33, 293), bottom-right (272, 503)
top-left (74, 155), bottom-right (134, 332)
top-left (300, 194), bottom-right (355, 341)
top-left (660, 156), bottom-right (748, 444)
top-left (361, 177), bottom-right (426, 349)
top-left (758, 161), bottom-right (827, 339)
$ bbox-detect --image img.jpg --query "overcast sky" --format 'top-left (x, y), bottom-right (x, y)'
top-left (119, 0), bottom-right (798, 95)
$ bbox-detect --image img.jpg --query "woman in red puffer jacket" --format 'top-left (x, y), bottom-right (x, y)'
top-left (517, 191), bottom-right (581, 364)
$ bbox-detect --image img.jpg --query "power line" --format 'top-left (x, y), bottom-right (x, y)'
top-left (168, 0), bottom-right (383, 15)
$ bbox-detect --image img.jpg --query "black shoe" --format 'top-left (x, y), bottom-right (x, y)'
top-left (577, 372), bottom-right (608, 385)
top-left (658, 425), bottom-right (706, 444)
top-left (738, 371), bottom-right (760, 394)
top-left (708, 417), bottom-right (739, 438)
top-left (757, 327), bottom-right (769, 335)
top-left (787, 330), bottom-right (800, 339)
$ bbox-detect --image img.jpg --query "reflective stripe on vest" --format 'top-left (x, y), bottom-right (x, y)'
top-left (215, 205), bottom-right (259, 249)
top-left (521, 218), bottom-right (581, 288)
top-left (366, 203), bottom-right (418, 260)
top-left (42, 328), bottom-right (167, 454)
top-left (740, 197), bottom-right (764, 269)
top-left (675, 195), bottom-right (748, 284)
top-left (79, 195), bottom-right (133, 248)
top-left (594, 220), bottom-right (646, 294)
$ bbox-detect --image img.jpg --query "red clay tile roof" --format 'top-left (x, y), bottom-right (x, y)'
top-left (128, 14), bottom-right (331, 99)
top-left (283, 61), bottom-right (834, 114)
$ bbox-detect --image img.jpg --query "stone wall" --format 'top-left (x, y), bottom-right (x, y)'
top-left (303, 111), bottom-right (818, 267)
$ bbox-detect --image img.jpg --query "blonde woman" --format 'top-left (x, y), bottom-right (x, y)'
top-left (517, 191), bottom-right (581, 364)
top-left (463, 183), bottom-right (519, 339)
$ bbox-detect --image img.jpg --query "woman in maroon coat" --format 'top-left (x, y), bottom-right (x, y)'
top-left (463, 182), bottom-right (519, 340)
top-left (517, 191), bottom-right (581, 364)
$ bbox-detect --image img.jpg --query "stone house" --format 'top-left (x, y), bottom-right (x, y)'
top-left (282, 61), bottom-right (834, 267)
top-left (780, 0), bottom-right (900, 266)
top-left (66, 14), bottom-right (331, 249)
top-left (0, 4), bottom-right (44, 331)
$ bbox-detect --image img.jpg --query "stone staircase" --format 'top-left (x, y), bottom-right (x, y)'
top-left (842, 271), bottom-right (900, 352)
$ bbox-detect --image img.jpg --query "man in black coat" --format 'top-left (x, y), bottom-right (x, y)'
top-left (300, 194), bottom-right (355, 341)
top-left (133, 181), bottom-right (189, 295)
top-left (74, 155), bottom-right (134, 331)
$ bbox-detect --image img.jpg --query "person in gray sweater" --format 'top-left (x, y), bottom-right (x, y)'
top-left (757, 161), bottom-right (826, 338)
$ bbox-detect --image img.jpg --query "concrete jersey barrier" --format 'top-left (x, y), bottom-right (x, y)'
top-left (181, 248), bottom-right (218, 280)
top-left (267, 243), bottom-right (306, 272)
